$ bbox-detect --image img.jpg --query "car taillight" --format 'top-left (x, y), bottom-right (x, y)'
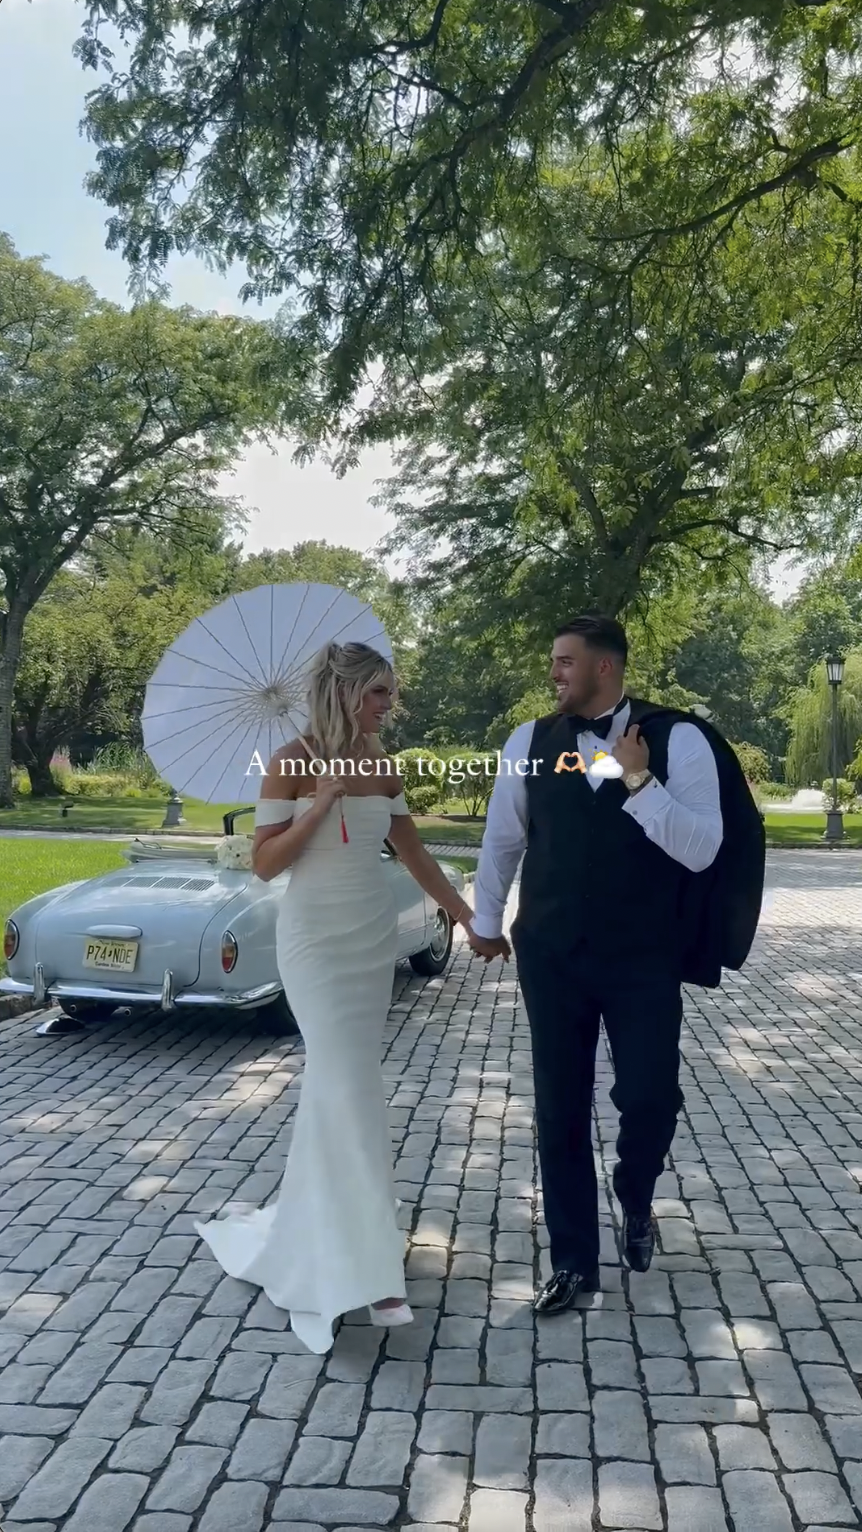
top-left (221, 931), bottom-right (238, 973)
top-left (3, 920), bottom-right (18, 961)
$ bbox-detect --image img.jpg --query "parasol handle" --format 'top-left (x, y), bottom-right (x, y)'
top-left (292, 727), bottom-right (349, 842)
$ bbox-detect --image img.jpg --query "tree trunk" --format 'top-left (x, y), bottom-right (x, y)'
top-left (589, 557), bottom-right (639, 620)
top-left (18, 740), bottom-right (60, 798)
top-left (0, 599), bottom-right (29, 808)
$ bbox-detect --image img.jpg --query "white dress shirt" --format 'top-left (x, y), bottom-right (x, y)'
top-left (471, 698), bottom-right (724, 940)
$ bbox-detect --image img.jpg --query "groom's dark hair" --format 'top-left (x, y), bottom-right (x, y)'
top-left (555, 613), bottom-right (627, 665)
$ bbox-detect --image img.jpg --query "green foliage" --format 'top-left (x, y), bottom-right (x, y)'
top-left (76, 0), bottom-right (862, 427)
top-left (85, 744), bottom-right (168, 791)
top-left (0, 231), bottom-right (310, 805)
top-left (11, 551), bottom-right (229, 793)
top-left (670, 584), bottom-right (794, 774)
top-left (392, 747), bottom-right (445, 815)
top-left (393, 590), bottom-right (545, 750)
top-left (731, 743), bottom-right (770, 784)
top-left (50, 769), bottom-right (149, 798)
top-left (437, 750), bottom-right (495, 818)
top-left (10, 528), bottom-right (411, 800)
top-left (822, 778), bottom-right (857, 808)
top-left (784, 651), bottom-right (862, 787)
top-left (486, 686), bottom-right (557, 749)
top-left (845, 746), bottom-right (862, 786)
top-left (780, 568), bottom-right (862, 693)
top-left (11, 573), bottom-right (124, 794)
top-left (760, 782), bottom-right (795, 801)
top-left (374, 132), bottom-right (862, 633)
top-left (71, 0), bottom-right (862, 734)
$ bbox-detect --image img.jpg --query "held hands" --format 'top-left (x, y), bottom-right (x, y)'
top-left (467, 929), bottom-right (511, 963)
top-left (451, 899), bottom-right (511, 963)
top-left (611, 722), bottom-right (650, 775)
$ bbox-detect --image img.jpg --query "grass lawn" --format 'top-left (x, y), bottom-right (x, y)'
top-left (764, 812), bottom-right (862, 846)
top-left (1, 839), bottom-right (129, 975)
top-left (8, 791), bottom-right (862, 852)
top-left (413, 812), bottom-right (485, 846)
top-left (0, 796), bottom-right (234, 834)
top-left (0, 794), bottom-right (488, 843)
top-left (438, 854), bottom-right (479, 875)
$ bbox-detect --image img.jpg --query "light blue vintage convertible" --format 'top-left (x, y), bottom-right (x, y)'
top-left (1, 810), bottom-right (465, 1035)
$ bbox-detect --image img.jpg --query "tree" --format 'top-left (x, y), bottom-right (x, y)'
top-left (783, 571), bottom-right (862, 685)
top-left (11, 532), bottom-right (417, 792)
top-left (77, 0), bottom-right (862, 404)
top-left (233, 540), bottom-right (416, 654)
top-left (670, 583), bottom-right (794, 773)
top-left (233, 542), bottom-right (419, 749)
top-left (12, 574), bottom-right (122, 794)
top-left (368, 134), bottom-right (862, 627)
top-left (392, 585), bottom-right (548, 750)
top-left (731, 743), bottom-right (770, 784)
top-left (784, 652), bottom-right (862, 787)
top-left (0, 234), bottom-right (307, 805)
top-left (12, 527), bottom-right (241, 791)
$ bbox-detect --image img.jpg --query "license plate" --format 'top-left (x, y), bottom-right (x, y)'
top-left (83, 939), bottom-right (138, 972)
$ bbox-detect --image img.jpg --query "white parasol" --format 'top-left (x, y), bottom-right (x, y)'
top-left (141, 582), bottom-right (393, 805)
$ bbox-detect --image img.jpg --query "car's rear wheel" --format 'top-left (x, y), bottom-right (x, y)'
top-left (57, 999), bottom-right (118, 1024)
top-left (409, 908), bottom-right (453, 976)
top-left (260, 991), bottom-right (300, 1037)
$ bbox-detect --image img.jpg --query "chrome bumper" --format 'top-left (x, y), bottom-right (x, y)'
top-left (0, 974), bottom-right (281, 1012)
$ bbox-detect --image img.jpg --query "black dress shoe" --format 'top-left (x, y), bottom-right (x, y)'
top-left (534, 1267), bottom-right (601, 1315)
top-left (621, 1210), bottom-right (656, 1272)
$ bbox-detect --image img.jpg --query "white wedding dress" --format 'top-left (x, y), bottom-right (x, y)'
top-left (195, 792), bottom-right (410, 1353)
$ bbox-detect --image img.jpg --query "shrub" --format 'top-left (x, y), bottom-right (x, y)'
top-left (845, 742), bottom-right (862, 787)
top-left (407, 783), bottom-right (443, 815)
top-left (822, 777), bottom-right (857, 808)
top-left (85, 744), bottom-right (168, 792)
top-left (759, 781), bottom-right (794, 800)
top-left (392, 747), bottom-right (446, 814)
top-left (731, 742), bottom-right (770, 783)
top-left (53, 770), bottom-right (147, 799)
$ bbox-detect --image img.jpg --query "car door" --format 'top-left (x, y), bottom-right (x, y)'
top-left (382, 844), bottom-right (428, 956)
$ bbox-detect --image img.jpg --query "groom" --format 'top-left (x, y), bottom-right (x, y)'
top-left (468, 614), bottom-right (723, 1313)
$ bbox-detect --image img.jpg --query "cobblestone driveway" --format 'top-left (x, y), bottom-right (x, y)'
top-left (1, 849), bottom-right (861, 1531)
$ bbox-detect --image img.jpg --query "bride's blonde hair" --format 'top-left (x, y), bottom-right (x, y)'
top-left (306, 641), bottom-right (393, 760)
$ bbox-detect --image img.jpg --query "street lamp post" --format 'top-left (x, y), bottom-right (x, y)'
top-left (825, 655), bottom-right (845, 843)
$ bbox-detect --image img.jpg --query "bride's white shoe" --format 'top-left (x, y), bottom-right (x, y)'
top-left (369, 1301), bottom-right (413, 1327)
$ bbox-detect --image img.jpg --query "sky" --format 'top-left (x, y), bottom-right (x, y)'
top-left (0, 0), bottom-right (801, 599)
top-left (0, 0), bottom-right (398, 564)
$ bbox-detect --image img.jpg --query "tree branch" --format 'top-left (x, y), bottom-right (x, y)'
top-left (558, 457), bottom-right (611, 549)
top-left (600, 136), bottom-right (849, 247)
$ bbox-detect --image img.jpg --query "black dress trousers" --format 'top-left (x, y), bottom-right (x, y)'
top-left (512, 924), bottom-right (684, 1275)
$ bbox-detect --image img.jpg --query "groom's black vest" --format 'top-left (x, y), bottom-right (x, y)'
top-left (516, 706), bottom-right (685, 960)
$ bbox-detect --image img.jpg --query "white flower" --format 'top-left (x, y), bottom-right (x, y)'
top-left (217, 834), bottom-right (253, 870)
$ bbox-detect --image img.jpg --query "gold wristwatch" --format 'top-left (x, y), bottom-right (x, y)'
top-left (624, 769), bottom-right (653, 793)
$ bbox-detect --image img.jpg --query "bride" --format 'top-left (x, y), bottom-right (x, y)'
top-left (195, 640), bottom-right (476, 1353)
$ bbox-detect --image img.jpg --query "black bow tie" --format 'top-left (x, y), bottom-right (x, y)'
top-left (565, 700), bottom-right (627, 739)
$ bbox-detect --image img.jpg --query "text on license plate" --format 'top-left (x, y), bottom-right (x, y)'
top-left (83, 940), bottom-right (138, 972)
